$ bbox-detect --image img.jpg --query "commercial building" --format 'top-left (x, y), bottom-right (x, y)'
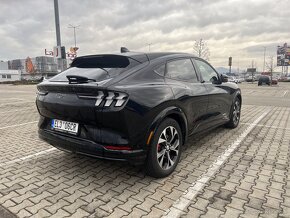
top-left (0, 70), bottom-right (21, 82)
top-left (6, 56), bottom-right (62, 80)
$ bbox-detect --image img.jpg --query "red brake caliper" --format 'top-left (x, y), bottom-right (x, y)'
top-left (157, 144), bottom-right (161, 152)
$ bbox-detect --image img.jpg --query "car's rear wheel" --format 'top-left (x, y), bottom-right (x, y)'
top-left (225, 97), bottom-right (241, 128)
top-left (146, 118), bottom-right (182, 178)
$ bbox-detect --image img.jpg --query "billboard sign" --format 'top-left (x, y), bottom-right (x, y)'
top-left (277, 43), bottom-right (290, 66)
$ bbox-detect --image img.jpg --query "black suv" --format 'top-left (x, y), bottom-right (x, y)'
top-left (36, 50), bottom-right (241, 178)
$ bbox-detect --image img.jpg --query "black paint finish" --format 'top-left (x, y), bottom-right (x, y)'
top-left (36, 52), bottom-right (241, 164)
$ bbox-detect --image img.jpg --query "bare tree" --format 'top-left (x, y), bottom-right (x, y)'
top-left (193, 39), bottom-right (210, 60)
top-left (265, 55), bottom-right (276, 84)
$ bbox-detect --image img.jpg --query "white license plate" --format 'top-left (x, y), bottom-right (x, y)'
top-left (51, 119), bottom-right (79, 134)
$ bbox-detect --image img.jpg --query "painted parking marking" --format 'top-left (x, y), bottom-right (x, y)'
top-left (0, 121), bottom-right (38, 130)
top-left (0, 107), bottom-right (36, 114)
top-left (283, 90), bottom-right (288, 97)
top-left (0, 101), bottom-right (35, 107)
top-left (0, 148), bottom-right (57, 168)
top-left (240, 122), bottom-right (290, 131)
top-left (163, 108), bottom-right (271, 218)
top-left (0, 98), bottom-right (27, 102)
top-left (0, 90), bottom-right (35, 93)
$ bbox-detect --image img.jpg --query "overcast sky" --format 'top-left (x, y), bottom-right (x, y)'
top-left (0, 0), bottom-right (289, 70)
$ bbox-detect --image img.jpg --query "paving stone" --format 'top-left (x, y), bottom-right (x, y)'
top-left (49, 209), bottom-right (70, 218)
top-left (200, 206), bottom-right (224, 218)
top-left (45, 199), bottom-right (71, 214)
top-left (155, 197), bottom-right (175, 212)
top-left (183, 206), bottom-right (205, 218)
top-left (221, 206), bottom-right (242, 218)
top-left (63, 199), bottom-right (87, 214)
top-left (246, 197), bottom-right (265, 211)
top-left (81, 199), bottom-right (106, 214)
top-left (29, 191), bottom-right (53, 204)
top-left (81, 189), bottom-right (103, 203)
top-left (8, 199), bottom-right (35, 214)
top-left (26, 199), bottom-right (52, 215)
top-left (99, 198), bottom-right (123, 213)
top-left (136, 197), bottom-right (158, 213)
top-left (107, 207), bottom-right (129, 218)
top-left (118, 198), bottom-right (142, 213)
top-left (260, 206), bottom-right (281, 218)
top-left (190, 197), bottom-right (210, 212)
top-left (17, 209), bottom-right (32, 218)
top-left (2, 199), bottom-right (16, 208)
top-left (12, 191), bottom-right (36, 204)
top-left (249, 188), bottom-right (267, 201)
top-left (143, 206), bottom-right (164, 218)
top-left (69, 208), bottom-right (90, 218)
top-left (115, 190), bottom-right (135, 203)
top-left (33, 208), bottom-right (51, 218)
top-left (227, 196), bottom-right (247, 211)
top-left (264, 196), bottom-right (282, 210)
top-left (240, 206), bottom-right (262, 218)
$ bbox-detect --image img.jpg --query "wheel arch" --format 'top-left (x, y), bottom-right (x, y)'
top-left (147, 106), bottom-right (188, 146)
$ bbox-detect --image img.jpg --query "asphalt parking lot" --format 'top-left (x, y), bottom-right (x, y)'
top-left (0, 82), bottom-right (290, 218)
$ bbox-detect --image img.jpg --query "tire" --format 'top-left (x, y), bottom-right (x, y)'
top-left (225, 97), bottom-right (241, 129)
top-left (146, 118), bottom-right (183, 178)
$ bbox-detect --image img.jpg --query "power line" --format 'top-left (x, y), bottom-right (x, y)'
top-left (68, 24), bottom-right (80, 48)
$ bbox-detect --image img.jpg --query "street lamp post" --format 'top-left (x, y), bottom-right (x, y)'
top-left (147, 43), bottom-right (152, 52)
top-left (68, 24), bottom-right (80, 48)
top-left (263, 46), bottom-right (266, 73)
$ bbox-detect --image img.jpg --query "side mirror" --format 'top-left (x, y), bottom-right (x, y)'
top-left (221, 74), bottom-right (228, 83)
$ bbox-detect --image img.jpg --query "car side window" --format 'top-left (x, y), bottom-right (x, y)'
top-left (154, 64), bottom-right (165, 76)
top-left (166, 59), bottom-right (198, 82)
top-left (194, 59), bottom-right (219, 83)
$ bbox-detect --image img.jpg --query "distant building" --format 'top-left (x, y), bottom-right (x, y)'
top-left (0, 61), bottom-right (8, 70)
top-left (4, 56), bottom-right (67, 80)
top-left (0, 70), bottom-right (21, 82)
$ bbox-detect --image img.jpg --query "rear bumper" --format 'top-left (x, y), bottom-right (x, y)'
top-left (38, 129), bottom-right (147, 165)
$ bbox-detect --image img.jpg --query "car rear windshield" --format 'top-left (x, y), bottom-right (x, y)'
top-left (50, 55), bottom-right (141, 82)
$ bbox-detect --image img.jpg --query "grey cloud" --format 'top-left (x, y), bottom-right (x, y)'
top-left (0, 0), bottom-right (289, 70)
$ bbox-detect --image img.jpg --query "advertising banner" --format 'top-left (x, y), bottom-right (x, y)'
top-left (277, 43), bottom-right (290, 66)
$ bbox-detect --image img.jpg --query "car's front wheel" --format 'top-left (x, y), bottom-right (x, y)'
top-left (225, 97), bottom-right (241, 128)
top-left (146, 118), bottom-right (182, 178)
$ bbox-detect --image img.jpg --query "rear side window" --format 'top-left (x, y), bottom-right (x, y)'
top-left (50, 56), bottom-right (140, 82)
top-left (154, 64), bottom-right (165, 76)
top-left (166, 59), bottom-right (198, 82)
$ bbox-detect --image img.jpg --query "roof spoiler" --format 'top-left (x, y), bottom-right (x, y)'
top-left (121, 47), bottom-right (130, 53)
top-left (71, 55), bottom-right (130, 68)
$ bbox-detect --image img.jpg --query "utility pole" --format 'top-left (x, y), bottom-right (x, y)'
top-left (228, 57), bottom-right (232, 74)
top-left (251, 60), bottom-right (254, 84)
top-left (263, 46), bottom-right (266, 73)
top-left (147, 43), bottom-right (152, 52)
top-left (53, 0), bottom-right (66, 71)
top-left (68, 24), bottom-right (80, 48)
top-left (54, 0), bottom-right (61, 47)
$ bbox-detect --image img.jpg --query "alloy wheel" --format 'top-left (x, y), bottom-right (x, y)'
top-left (156, 126), bottom-right (180, 170)
top-left (232, 100), bottom-right (241, 125)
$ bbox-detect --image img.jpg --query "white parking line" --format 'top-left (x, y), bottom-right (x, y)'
top-left (163, 108), bottom-right (271, 218)
top-left (240, 122), bottom-right (290, 131)
top-left (0, 90), bottom-right (35, 93)
top-left (0, 148), bottom-right (57, 168)
top-left (0, 121), bottom-right (38, 130)
top-left (0, 101), bottom-right (34, 107)
top-left (0, 98), bottom-right (26, 102)
top-left (0, 108), bottom-right (36, 114)
top-left (283, 90), bottom-right (288, 97)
